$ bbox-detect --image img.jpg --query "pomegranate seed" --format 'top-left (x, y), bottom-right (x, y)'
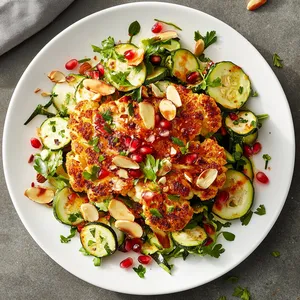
top-left (243, 145), bottom-right (253, 157)
top-left (186, 72), bottom-right (200, 84)
top-left (79, 62), bottom-right (92, 75)
top-left (96, 63), bottom-right (105, 77)
top-left (76, 223), bottom-right (85, 233)
top-left (90, 71), bottom-right (100, 80)
top-left (159, 119), bottom-right (172, 130)
top-left (124, 239), bottom-right (133, 252)
top-left (98, 168), bottom-right (110, 180)
top-left (30, 138), bottom-right (41, 149)
top-left (150, 55), bottom-right (161, 65)
top-left (130, 153), bottom-right (144, 163)
top-left (214, 191), bottom-right (229, 210)
top-left (220, 127), bottom-right (227, 136)
top-left (131, 238), bottom-right (142, 248)
top-left (65, 59), bottom-right (78, 70)
top-left (132, 243), bottom-right (141, 253)
top-left (31, 182), bottom-right (35, 187)
top-left (155, 114), bottom-right (161, 126)
top-left (159, 129), bottom-right (170, 137)
top-left (204, 223), bottom-right (215, 235)
top-left (139, 146), bottom-right (153, 155)
top-left (151, 22), bottom-right (163, 33)
top-left (124, 50), bottom-right (136, 60)
top-left (129, 138), bottom-right (141, 153)
top-left (138, 255), bottom-right (152, 265)
top-left (128, 169), bottom-right (143, 178)
top-left (68, 192), bottom-right (77, 203)
top-left (184, 153), bottom-right (198, 164)
top-left (123, 136), bottom-right (131, 148)
top-left (120, 257), bottom-right (133, 269)
top-left (256, 171), bottom-right (269, 184)
top-left (252, 142), bottom-right (262, 155)
top-left (142, 191), bottom-right (155, 201)
top-left (204, 237), bottom-right (213, 247)
top-left (229, 113), bottom-right (238, 121)
top-left (28, 154), bottom-right (34, 163)
top-left (36, 173), bottom-right (46, 183)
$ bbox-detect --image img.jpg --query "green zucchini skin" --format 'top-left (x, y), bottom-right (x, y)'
top-left (241, 156), bottom-right (254, 181)
top-left (243, 130), bottom-right (258, 145)
top-left (171, 226), bottom-right (207, 248)
top-left (161, 40), bottom-right (181, 52)
top-left (225, 111), bottom-right (257, 136)
top-left (145, 67), bottom-right (169, 85)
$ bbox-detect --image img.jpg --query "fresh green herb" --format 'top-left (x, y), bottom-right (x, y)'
top-left (154, 18), bottom-right (182, 30)
top-left (250, 120), bottom-right (256, 127)
top-left (128, 20), bottom-right (141, 43)
top-left (254, 204), bottom-right (266, 216)
top-left (77, 58), bottom-right (91, 63)
top-left (273, 53), bottom-right (283, 68)
top-left (252, 90), bottom-right (258, 97)
top-left (207, 77), bottom-right (222, 87)
top-left (49, 120), bottom-right (56, 125)
top-left (141, 154), bottom-right (160, 182)
top-left (94, 198), bottom-right (111, 212)
top-left (150, 208), bottom-right (163, 218)
top-left (104, 243), bottom-right (112, 255)
top-left (48, 175), bottom-right (69, 189)
top-left (110, 71), bottom-right (131, 86)
top-left (194, 30), bottom-right (217, 49)
top-left (256, 114), bottom-right (269, 121)
top-left (238, 86), bottom-right (244, 94)
top-left (262, 154), bottom-right (271, 169)
top-left (98, 155), bottom-right (105, 163)
top-left (103, 123), bottom-right (113, 134)
top-left (112, 137), bottom-right (119, 144)
top-left (232, 286), bottom-right (251, 300)
top-left (272, 251), bottom-right (280, 258)
top-left (218, 297), bottom-right (227, 300)
top-left (167, 195), bottom-right (180, 201)
top-left (202, 243), bottom-right (225, 258)
top-left (89, 228), bottom-right (96, 238)
top-left (221, 231), bottom-right (235, 241)
top-left (166, 205), bottom-right (175, 213)
top-left (88, 240), bottom-right (95, 246)
top-left (240, 210), bottom-right (253, 226)
top-left (83, 165), bottom-right (100, 181)
top-left (88, 136), bottom-right (100, 153)
top-left (93, 257), bottom-right (101, 266)
top-left (129, 87), bottom-right (143, 102)
top-left (215, 220), bottom-right (231, 232)
top-left (101, 110), bottom-right (113, 124)
top-left (119, 150), bottom-right (127, 156)
top-left (184, 214), bottom-right (203, 229)
top-left (171, 137), bottom-right (185, 147)
top-left (198, 54), bottom-right (211, 62)
top-left (79, 247), bottom-right (90, 256)
top-left (226, 276), bottom-right (239, 283)
top-left (133, 264), bottom-right (146, 278)
top-left (60, 227), bottom-right (77, 243)
top-left (68, 212), bottom-right (82, 223)
top-left (128, 102), bottom-right (134, 116)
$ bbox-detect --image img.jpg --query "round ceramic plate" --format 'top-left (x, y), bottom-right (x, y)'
top-left (3, 2), bottom-right (295, 295)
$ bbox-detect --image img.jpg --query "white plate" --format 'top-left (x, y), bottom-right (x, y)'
top-left (3, 2), bottom-right (295, 295)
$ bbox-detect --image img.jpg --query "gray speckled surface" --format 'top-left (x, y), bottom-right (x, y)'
top-left (1, 0), bottom-right (300, 299)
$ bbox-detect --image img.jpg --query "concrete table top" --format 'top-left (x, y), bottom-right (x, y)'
top-left (1, 1), bottom-right (299, 299)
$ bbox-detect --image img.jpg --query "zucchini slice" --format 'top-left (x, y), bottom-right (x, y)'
top-left (141, 241), bottom-right (159, 255)
top-left (225, 111), bottom-right (257, 136)
top-left (171, 49), bottom-right (199, 82)
top-left (80, 222), bottom-right (117, 257)
top-left (52, 74), bottom-right (85, 114)
top-left (225, 150), bottom-right (235, 164)
top-left (212, 170), bottom-right (254, 220)
top-left (171, 226), bottom-right (207, 247)
top-left (148, 232), bottom-right (174, 253)
top-left (53, 187), bottom-right (85, 225)
top-left (241, 156), bottom-right (254, 181)
top-left (161, 39), bottom-right (181, 52)
top-left (207, 61), bottom-right (251, 110)
top-left (40, 117), bottom-right (71, 150)
top-left (243, 130), bottom-right (258, 145)
top-left (110, 222), bottom-right (125, 247)
top-left (145, 67), bottom-right (168, 85)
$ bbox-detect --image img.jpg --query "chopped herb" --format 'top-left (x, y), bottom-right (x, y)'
top-left (49, 120), bottom-right (56, 125)
top-left (273, 53), bottom-right (283, 68)
top-left (252, 90), bottom-right (258, 97)
top-left (128, 20), bottom-right (141, 43)
top-left (215, 220), bottom-right (231, 232)
top-left (98, 155), bottom-right (105, 163)
top-left (226, 276), bottom-right (239, 283)
top-left (167, 194), bottom-right (180, 201)
top-left (24, 100), bottom-right (56, 125)
top-left (103, 123), bottom-right (113, 134)
top-left (272, 251), bottom-right (280, 258)
top-left (254, 204), bottom-right (266, 216)
top-left (238, 86), bottom-right (244, 94)
top-left (128, 102), bottom-right (134, 116)
top-left (250, 120), bottom-right (256, 127)
top-left (89, 228), bottom-right (96, 237)
top-left (256, 114), bottom-right (269, 121)
top-left (88, 240), bottom-right (95, 246)
top-left (202, 243), bottom-right (225, 258)
top-left (140, 154), bottom-right (160, 182)
top-left (198, 54), bottom-right (211, 62)
top-left (150, 208), bottom-right (163, 218)
top-left (171, 137), bottom-right (185, 147)
top-left (79, 247), bottom-right (90, 256)
top-left (68, 212), bottom-right (82, 223)
top-left (113, 137), bottom-right (119, 144)
top-left (240, 210), bottom-right (253, 226)
top-left (166, 205), bottom-right (175, 213)
top-left (119, 150), bottom-right (127, 156)
top-left (154, 18), bottom-right (182, 30)
top-left (232, 286), bottom-right (251, 300)
top-left (221, 231), bottom-right (235, 241)
top-left (194, 30), bottom-right (217, 49)
top-left (207, 77), bottom-right (222, 87)
top-left (110, 71), bottom-right (131, 86)
top-left (94, 198), bottom-right (110, 212)
top-left (129, 87), bottom-right (143, 102)
top-left (77, 58), bottom-right (91, 63)
top-left (83, 165), bottom-right (100, 181)
top-left (101, 110), bottom-right (113, 124)
top-left (133, 264), bottom-right (146, 278)
top-left (88, 136), bottom-right (100, 153)
top-left (262, 154), bottom-right (271, 169)
top-left (60, 227), bottom-right (77, 243)
top-left (93, 257), bottom-right (101, 266)
top-left (104, 243), bottom-right (112, 255)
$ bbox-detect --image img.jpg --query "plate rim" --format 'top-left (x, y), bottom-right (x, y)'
top-left (2, 1), bottom-right (295, 295)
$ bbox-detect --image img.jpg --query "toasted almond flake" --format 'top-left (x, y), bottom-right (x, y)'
top-left (156, 31), bottom-right (178, 40)
top-left (141, 86), bottom-right (149, 98)
top-left (112, 156), bottom-right (139, 169)
top-left (184, 172), bottom-right (193, 183)
top-left (127, 48), bottom-right (145, 66)
top-left (115, 220), bottom-right (143, 238)
top-left (146, 134), bottom-right (156, 143)
top-left (109, 164), bottom-right (117, 170)
top-left (47, 70), bottom-right (66, 83)
top-left (196, 168), bottom-right (218, 189)
top-left (24, 187), bottom-right (54, 204)
top-left (247, 0), bottom-right (267, 10)
top-left (34, 88), bottom-right (41, 93)
top-left (150, 83), bottom-right (165, 98)
top-left (138, 102), bottom-right (155, 129)
top-left (93, 55), bottom-right (98, 60)
top-left (91, 93), bottom-right (102, 101)
top-left (83, 79), bottom-right (115, 96)
top-left (157, 159), bottom-right (172, 176)
top-left (108, 199), bottom-right (134, 221)
top-left (194, 39), bottom-right (205, 56)
top-left (116, 169), bottom-right (129, 179)
top-left (41, 92), bottom-right (51, 97)
top-left (158, 176), bottom-right (166, 185)
top-left (170, 147), bottom-right (177, 156)
top-left (80, 203), bottom-right (99, 222)
top-left (166, 85), bottom-right (182, 107)
top-left (159, 99), bottom-right (176, 121)
top-left (162, 186), bottom-right (169, 192)
top-left (112, 178), bottom-right (126, 191)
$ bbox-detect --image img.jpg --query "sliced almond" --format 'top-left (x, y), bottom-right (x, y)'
top-left (127, 48), bottom-right (145, 66)
top-left (170, 147), bottom-right (177, 156)
top-left (108, 199), bottom-right (134, 221)
top-left (112, 178), bottom-right (127, 191)
top-left (24, 187), bottom-right (54, 204)
top-left (115, 220), bottom-right (143, 238)
top-left (166, 85), bottom-right (182, 107)
top-left (196, 168), bottom-right (218, 189)
top-left (150, 83), bottom-right (165, 98)
top-left (112, 156), bottom-right (140, 169)
top-left (91, 93), bottom-right (101, 101)
top-left (151, 227), bottom-right (171, 249)
top-left (184, 172), bottom-right (193, 183)
top-left (247, 0), bottom-right (267, 10)
top-left (83, 79), bottom-right (115, 96)
top-left (159, 99), bottom-right (176, 121)
top-left (80, 203), bottom-right (99, 222)
top-left (116, 169), bottom-right (129, 179)
top-left (41, 91), bottom-right (51, 97)
top-left (158, 176), bottom-right (166, 185)
top-left (138, 102), bottom-right (155, 129)
top-left (157, 158), bottom-right (172, 176)
top-left (156, 31), bottom-right (178, 41)
top-left (194, 39), bottom-right (205, 57)
top-left (141, 86), bottom-right (149, 98)
top-left (47, 71), bottom-right (66, 83)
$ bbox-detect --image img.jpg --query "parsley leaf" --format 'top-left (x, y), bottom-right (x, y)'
top-left (202, 243), bottom-right (225, 258)
top-left (207, 77), bottom-right (222, 87)
top-left (128, 102), bottom-right (134, 116)
top-left (252, 90), bottom-right (258, 97)
top-left (88, 136), bottom-right (100, 153)
top-left (60, 227), bottom-right (77, 243)
top-left (226, 276), bottom-right (239, 283)
top-left (221, 231), bottom-right (235, 241)
top-left (101, 110), bottom-right (113, 124)
top-left (79, 247), bottom-right (90, 256)
top-left (262, 154), bottom-right (271, 169)
top-left (141, 154), bottom-right (160, 182)
top-left (240, 210), bottom-right (253, 226)
top-left (171, 137), bottom-right (185, 147)
top-left (133, 264), bottom-right (146, 278)
top-left (167, 194), bottom-right (180, 201)
top-left (77, 58), bottom-right (91, 63)
top-left (93, 257), bottom-right (101, 266)
top-left (272, 251), bottom-right (280, 258)
top-left (129, 87), bottom-right (143, 102)
top-left (149, 208), bottom-right (163, 218)
top-left (83, 165), bottom-right (100, 181)
top-left (238, 86), bottom-right (244, 94)
top-left (98, 155), bottom-right (105, 163)
top-left (232, 286), bottom-right (251, 300)
top-left (273, 53), bottom-right (283, 68)
top-left (68, 212), bottom-right (82, 223)
top-left (254, 204), bottom-right (266, 216)
top-left (215, 220), bottom-right (231, 232)
top-left (128, 20), bottom-right (141, 43)
top-left (194, 30), bottom-right (217, 49)
top-left (154, 18), bottom-right (182, 30)
top-left (94, 198), bottom-right (111, 212)
top-left (110, 71), bottom-right (131, 86)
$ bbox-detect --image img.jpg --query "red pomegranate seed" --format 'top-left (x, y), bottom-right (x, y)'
top-left (243, 145), bottom-right (253, 157)
top-left (159, 119), bottom-right (172, 130)
top-left (128, 169), bottom-right (143, 178)
top-left (96, 63), bottom-right (105, 77)
top-left (132, 243), bottom-right (141, 253)
top-left (220, 127), bottom-right (227, 136)
top-left (214, 191), bottom-right (229, 210)
top-left (256, 171), bottom-right (269, 184)
top-left (124, 50), bottom-right (136, 60)
top-left (30, 138), bottom-right (41, 149)
top-left (36, 173), bottom-right (46, 183)
top-left (90, 71), bottom-right (100, 80)
top-left (28, 154), bottom-right (34, 163)
top-left (98, 168), bottom-right (110, 180)
top-left (123, 136), bottom-right (131, 148)
top-left (186, 72), bottom-right (200, 84)
top-left (130, 153), bottom-right (144, 163)
top-left (204, 223), bottom-right (215, 235)
top-left (151, 22), bottom-right (163, 33)
top-left (31, 182), bottom-right (35, 187)
top-left (252, 142), bottom-right (262, 155)
top-left (142, 191), bottom-right (155, 201)
top-left (204, 237), bottom-right (213, 247)
top-left (155, 114), bottom-right (161, 126)
top-left (139, 146), bottom-right (153, 155)
top-left (65, 59), bottom-right (78, 70)
top-left (76, 223), bottom-right (85, 233)
top-left (229, 113), bottom-right (238, 121)
top-left (68, 192), bottom-right (77, 204)
top-left (184, 153), bottom-right (198, 164)
top-left (124, 239), bottom-right (133, 252)
top-left (138, 255), bottom-right (152, 265)
top-left (120, 257), bottom-right (133, 269)
top-left (150, 55), bottom-right (161, 65)
top-left (129, 138), bottom-right (141, 153)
